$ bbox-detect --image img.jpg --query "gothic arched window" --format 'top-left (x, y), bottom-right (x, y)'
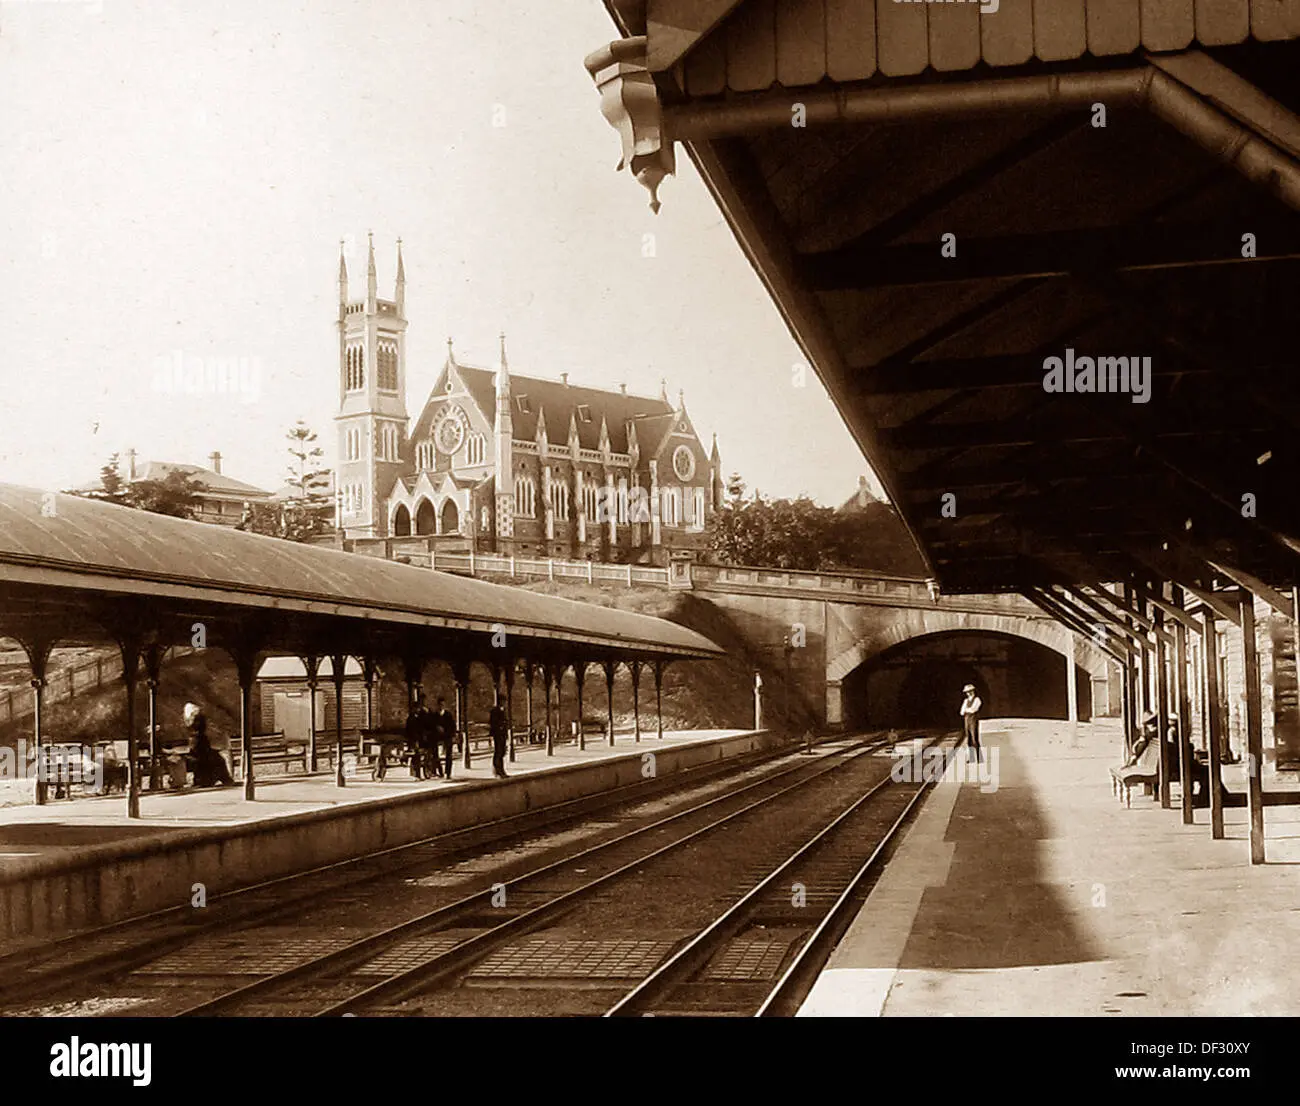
top-left (466, 434), bottom-right (486, 466)
top-left (550, 478), bottom-right (569, 522)
top-left (345, 346), bottom-right (366, 392)
top-left (377, 340), bottom-right (398, 392)
top-left (663, 487), bottom-right (681, 527)
top-left (514, 473), bottom-right (536, 517)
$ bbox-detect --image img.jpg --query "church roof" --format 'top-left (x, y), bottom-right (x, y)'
top-left (454, 365), bottom-right (677, 456)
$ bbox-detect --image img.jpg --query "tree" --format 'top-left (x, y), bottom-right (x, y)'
top-left (126, 470), bottom-right (201, 518)
top-left (285, 420), bottom-right (330, 499)
top-left (236, 421), bottom-right (333, 542)
top-left (69, 455), bottom-right (200, 519)
top-left (95, 454), bottom-right (129, 506)
top-left (707, 477), bottom-right (927, 575)
top-left (709, 492), bottom-right (841, 571)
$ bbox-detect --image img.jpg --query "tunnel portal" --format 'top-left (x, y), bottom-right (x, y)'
top-left (842, 630), bottom-right (1092, 730)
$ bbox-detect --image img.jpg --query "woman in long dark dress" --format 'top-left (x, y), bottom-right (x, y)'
top-left (183, 702), bottom-right (234, 787)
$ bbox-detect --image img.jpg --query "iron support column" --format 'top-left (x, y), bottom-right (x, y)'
top-left (1240, 594), bottom-right (1266, 864)
top-left (1202, 616), bottom-right (1225, 840)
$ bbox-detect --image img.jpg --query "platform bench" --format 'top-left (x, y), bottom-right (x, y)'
top-left (1110, 740), bottom-right (1159, 808)
top-left (229, 732), bottom-right (307, 776)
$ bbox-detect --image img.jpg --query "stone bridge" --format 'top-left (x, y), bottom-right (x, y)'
top-left (685, 565), bottom-right (1117, 730)
top-left (339, 542), bottom-right (1117, 730)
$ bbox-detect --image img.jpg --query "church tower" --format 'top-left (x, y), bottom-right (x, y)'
top-left (493, 333), bottom-right (514, 547)
top-left (335, 234), bottom-right (409, 537)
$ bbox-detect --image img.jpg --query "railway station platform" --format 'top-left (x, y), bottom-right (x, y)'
top-left (799, 717), bottom-right (1300, 1018)
top-left (0, 727), bottom-right (770, 949)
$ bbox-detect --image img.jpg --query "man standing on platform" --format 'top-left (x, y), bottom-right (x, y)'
top-left (489, 698), bottom-right (509, 779)
top-left (960, 684), bottom-right (983, 761)
top-left (432, 696), bottom-right (456, 780)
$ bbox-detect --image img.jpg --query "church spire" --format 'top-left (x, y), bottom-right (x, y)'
top-left (394, 238), bottom-right (405, 315)
top-left (496, 332), bottom-right (510, 396)
top-left (366, 230), bottom-right (377, 310)
top-left (337, 240), bottom-right (348, 317)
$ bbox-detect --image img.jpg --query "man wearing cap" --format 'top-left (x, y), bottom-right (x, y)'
top-left (960, 684), bottom-right (983, 760)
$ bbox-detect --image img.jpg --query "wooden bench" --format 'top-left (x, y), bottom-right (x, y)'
top-left (1110, 739), bottom-right (1159, 808)
top-left (229, 731), bottom-right (307, 776)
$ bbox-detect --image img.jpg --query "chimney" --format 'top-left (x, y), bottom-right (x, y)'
top-left (125, 448), bottom-right (137, 480)
top-left (209, 451), bottom-right (223, 475)
top-left (560, 372), bottom-right (569, 386)
top-left (619, 382), bottom-right (627, 395)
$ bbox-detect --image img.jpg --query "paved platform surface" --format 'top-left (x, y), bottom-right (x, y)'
top-left (0, 730), bottom-right (744, 866)
top-left (799, 717), bottom-right (1300, 1018)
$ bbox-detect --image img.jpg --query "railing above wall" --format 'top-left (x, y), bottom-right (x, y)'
top-left (687, 564), bottom-right (1044, 616)
top-left (339, 536), bottom-right (1045, 616)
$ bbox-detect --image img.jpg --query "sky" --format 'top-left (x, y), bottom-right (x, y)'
top-left (0, 0), bottom-right (882, 504)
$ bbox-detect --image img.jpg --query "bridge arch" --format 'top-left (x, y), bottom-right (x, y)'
top-left (827, 609), bottom-right (1110, 684)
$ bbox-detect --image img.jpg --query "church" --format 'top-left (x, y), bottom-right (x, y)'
top-left (334, 236), bottom-right (723, 564)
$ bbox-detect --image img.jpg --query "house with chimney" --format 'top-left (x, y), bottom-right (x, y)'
top-left (104, 448), bottom-right (273, 527)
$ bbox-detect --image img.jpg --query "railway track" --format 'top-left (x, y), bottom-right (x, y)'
top-left (0, 733), bottom-right (858, 1012)
top-left (607, 735), bottom-right (954, 1017)
top-left (0, 732), bottom-right (893, 1015)
top-left (172, 732), bottom-right (900, 1016)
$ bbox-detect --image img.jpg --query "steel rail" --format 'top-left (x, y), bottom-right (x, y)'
top-left (0, 735), bottom-right (819, 1007)
top-left (297, 735), bottom-right (904, 1017)
top-left (604, 734), bottom-right (950, 1016)
top-left (754, 774), bottom-right (938, 1017)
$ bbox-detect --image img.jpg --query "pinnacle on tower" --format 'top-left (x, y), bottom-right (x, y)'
top-left (338, 237), bottom-right (348, 315)
top-left (395, 237), bottom-right (405, 314)
top-left (366, 230), bottom-right (377, 309)
top-left (496, 332), bottom-right (510, 396)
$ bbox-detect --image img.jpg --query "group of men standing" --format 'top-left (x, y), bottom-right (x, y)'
top-left (405, 692), bottom-right (512, 780)
top-left (405, 693), bottom-right (456, 779)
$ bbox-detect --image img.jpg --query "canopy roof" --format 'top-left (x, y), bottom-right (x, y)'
top-left (596, 1), bottom-right (1300, 595)
top-left (0, 484), bottom-right (721, 660)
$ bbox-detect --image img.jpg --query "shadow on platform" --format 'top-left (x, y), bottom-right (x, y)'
top-left (899, 731), bottom-right (1104, 970)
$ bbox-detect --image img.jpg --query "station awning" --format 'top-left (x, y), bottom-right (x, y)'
top-left (0, 483), bottom-right (722, 661)
top-left (592, 2), bottom-right (1300, 595)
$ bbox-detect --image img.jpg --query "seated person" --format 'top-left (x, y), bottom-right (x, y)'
top-left (1112, 713), bottom-right (1160, 792)
top-left (1122, 713), bottom-right (1158, 768)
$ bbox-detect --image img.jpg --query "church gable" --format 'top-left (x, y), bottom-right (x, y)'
top-left (407, 359), bottom-right (496, 474)
top-left (652, 406), bottom-right (708, 482)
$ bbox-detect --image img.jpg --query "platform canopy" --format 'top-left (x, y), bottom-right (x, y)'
top-left (0, 483), bottom-right (722, 663)
top-left (591, 1), bottom-right (1300, 596)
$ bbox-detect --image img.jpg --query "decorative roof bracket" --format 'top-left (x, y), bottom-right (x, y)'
top-left (584, 36), bottom-right (676, 214)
